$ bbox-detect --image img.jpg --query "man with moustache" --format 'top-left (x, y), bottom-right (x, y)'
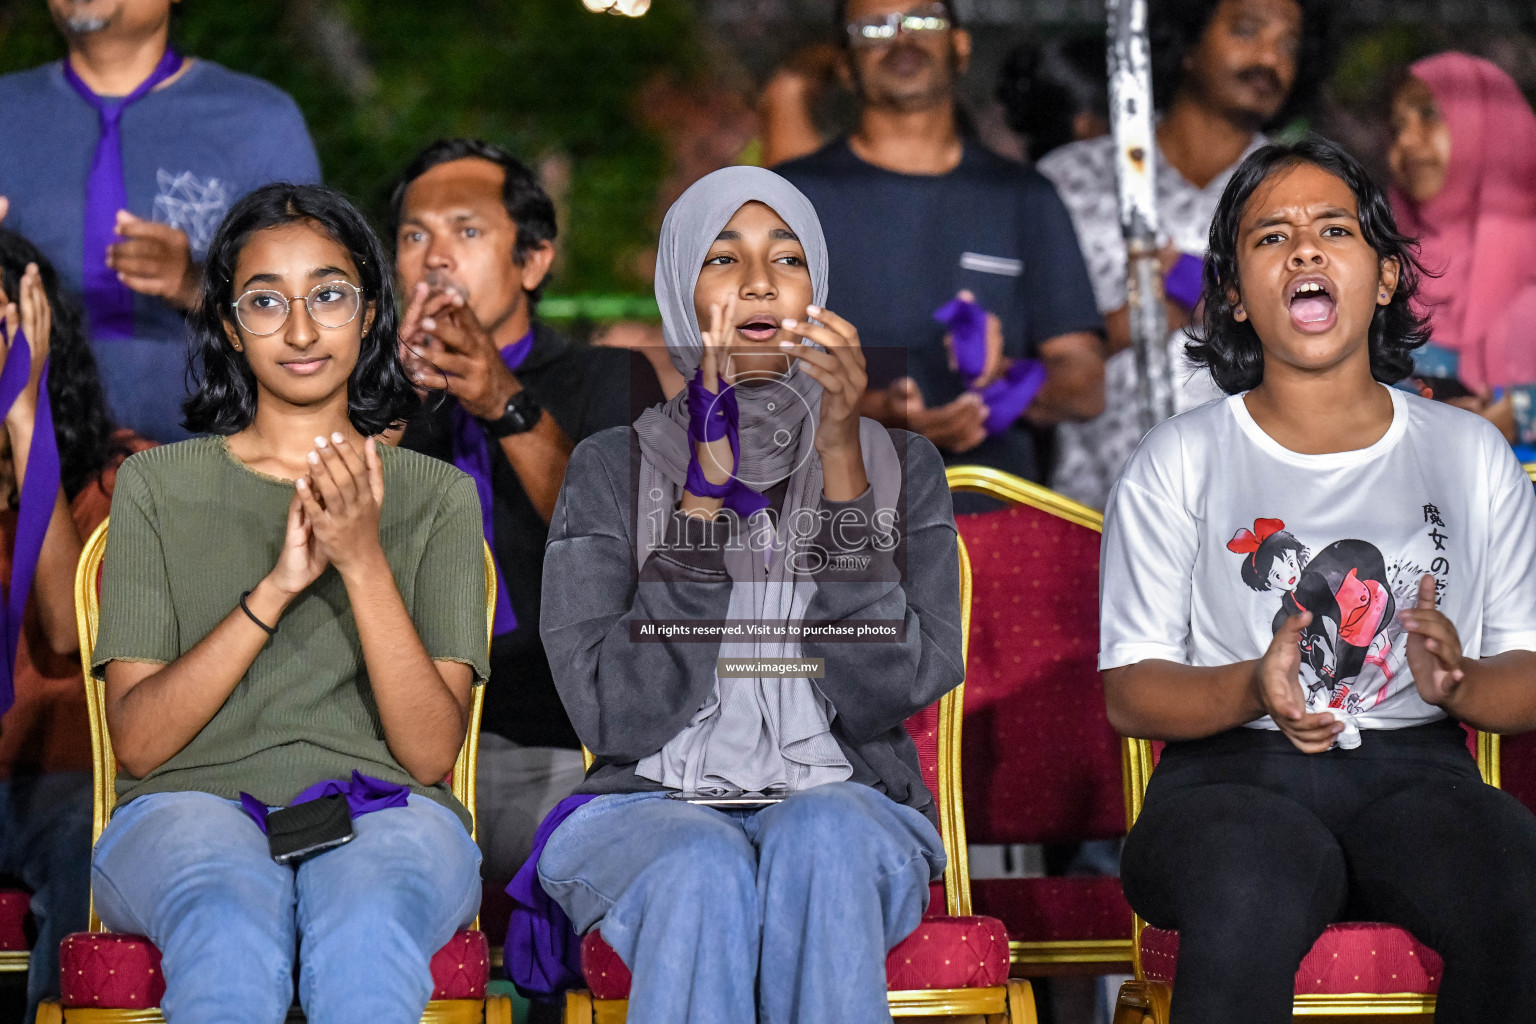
top-left (389, 140), bottom-right (635, 919)
top-left (0, 0), bottom-right (320, 442)
top-left (1040, 0), bottom-right (1330, 509)
top-left (776, 0), bottom-right (1105, 510)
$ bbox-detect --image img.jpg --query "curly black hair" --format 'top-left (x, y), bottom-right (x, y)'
top-left (1151, 0), bottom-right (1332, 126)
top-left (183, 183), bottom-right (418, 436)
top-left (388, 138), bottom-right (558, 303)
top-left (1186, 137), bottom-right (1432, 394)
top-left (0, 229), bottom-right (118, 500)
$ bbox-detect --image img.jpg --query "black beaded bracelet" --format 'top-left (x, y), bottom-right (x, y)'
top-left (239, 590), bottom-right (278, 637)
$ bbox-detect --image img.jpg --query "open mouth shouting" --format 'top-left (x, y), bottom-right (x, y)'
top-left (735, 313), bottom-right (781, 343)
top-left (1286, 274), bottom-right (1337, 333)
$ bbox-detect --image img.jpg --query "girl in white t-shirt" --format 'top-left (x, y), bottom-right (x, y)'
top-left (1100, 138), bottom-right (1536, 1024)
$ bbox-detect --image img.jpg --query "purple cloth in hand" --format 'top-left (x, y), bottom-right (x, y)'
top-left (683, 372), bottom-right (770, 518)
top-left (930, 295), bottom-right (1047, 437)
top-left (239, 770), bottom-right (411, 834)
top-left (448, 330), bottom-right (536, 636)
top-left (0, 323), bottom-right (58, 718)
top-left (978, 359), bottom-right (1048, 436)
top-left (1164, 253), bottom-right (1205, 310)
top-left (933, 295), bottom-right (988, 384)
top-left (505, 794), bottom-right (597, 998)
top-left (61, 48), bottom-right (183, 341)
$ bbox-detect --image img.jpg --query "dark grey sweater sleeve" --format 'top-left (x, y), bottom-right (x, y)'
top-left (803, 431), bottom-right (964, 742)
top-left (540, 430), bottom-right (732, 762)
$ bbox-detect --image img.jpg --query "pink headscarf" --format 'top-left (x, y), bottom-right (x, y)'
top-left (1390, 53), bottom-right (1536, 389)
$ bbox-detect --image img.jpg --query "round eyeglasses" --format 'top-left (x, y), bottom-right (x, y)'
top-left (231, 281), bottom-right (363, 337)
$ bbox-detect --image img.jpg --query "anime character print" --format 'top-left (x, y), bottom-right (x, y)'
top-left (1228, 518), bottom-right (1403, 714)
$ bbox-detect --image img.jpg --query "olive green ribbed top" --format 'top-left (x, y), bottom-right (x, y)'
top-left (94, 436), bottom-right (490, 832)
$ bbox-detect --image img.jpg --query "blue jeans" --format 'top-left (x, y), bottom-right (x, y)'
top-left (91, 791), bottom-right (481, 1024)
top-left (537, 781), bottom-right (946, 1024)
top-left (0, 772), bottom-right (94, 1024)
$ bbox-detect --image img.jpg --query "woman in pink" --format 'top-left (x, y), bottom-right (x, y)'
top-left (1388, 53), bottom-right (1536, 416)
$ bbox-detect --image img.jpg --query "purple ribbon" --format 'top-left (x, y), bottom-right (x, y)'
top-left (933, 295), bottom-right (1046, 438)
top-left (1164, 253), bottom-right (1205, 311)
top-left (505, 794), bottom-right (596, 997)
top-left (683, 372), bottom-right (769, 518)
top-left (449, 330), bottom-right (535, 637)
top-left (0, 323), bottom-right (59, 718)
top-left (238, 770), bottom-right (411, 834)
top-left (61, 48), bottom-right (184, 341)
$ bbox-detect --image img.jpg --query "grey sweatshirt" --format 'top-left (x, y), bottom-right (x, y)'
top-left (539, 426), bottom-right (964, 826)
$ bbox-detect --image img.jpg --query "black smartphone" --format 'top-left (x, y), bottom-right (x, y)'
top-left (266, 793), bottom-right (355, 864)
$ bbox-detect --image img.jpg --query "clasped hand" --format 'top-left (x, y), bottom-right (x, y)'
top-left (398, 281), bottom-right (516, 419)
top-left (1254, 573), bottom-right (1464, 753)
top-left (267, 434), bottom-right (386, 597)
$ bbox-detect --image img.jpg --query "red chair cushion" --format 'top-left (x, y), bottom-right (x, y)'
top-left (971, 876), bottom-right (1133, 943)
top-left (0, 889), bottom-right (29, 952)
top-left (581, 914), bottom-right (1010, 999)
top-left (430, 929), bottom-right (490, 1000)
top-left (1140, 923), bottom-right (1443, 994)
top-left (60, 929), bottom-right (489, 1007)
top-left (955, 507), bottom-right (1124, 844)
top-left (60, 933), bottom-right (165, 1009)
top-left (885, 914), bottom-right (1011, 990)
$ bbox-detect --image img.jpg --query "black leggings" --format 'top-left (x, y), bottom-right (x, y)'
top-left (1122, 719), bottom-right (1536, 1024)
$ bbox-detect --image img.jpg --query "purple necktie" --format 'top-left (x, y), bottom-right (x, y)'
top-left (61, 48), bottom-right (183, 340)
top-left (0, 321), bottom-right (60, 718)
top-left (450, 330), bottom-right (536, 637)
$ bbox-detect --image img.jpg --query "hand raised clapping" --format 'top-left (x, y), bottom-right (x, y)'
top-left (267, 433), bottom-right (386, 597)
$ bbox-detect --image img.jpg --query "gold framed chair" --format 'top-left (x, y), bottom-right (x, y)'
top-left (563, 536), bottom-right (1038, 1023)
top-left (944, 466), bottom-right (1135, 977)
top-left (1112, 731), bottom-right (1500, 1022)
top-left (36, 521), bottom-right (511, 1024)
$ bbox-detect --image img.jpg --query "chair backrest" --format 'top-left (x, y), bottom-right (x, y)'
top-left (945, 466), bottom-right (1123, 846)
top-left (74, 520), bottom-right (497, 927)
top-left (904, 532), bottom-right (973, 918)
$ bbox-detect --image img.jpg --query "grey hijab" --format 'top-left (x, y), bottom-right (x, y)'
top-left (632, 166), bottom-right (901, 796)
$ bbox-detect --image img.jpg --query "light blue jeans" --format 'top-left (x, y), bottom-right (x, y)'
top-left (91, 791), bottom-right (481, 1024)
top-left (0, 772), bottom-right (94, 1024)
top-left (537, 781), bottom-right (946, 1024)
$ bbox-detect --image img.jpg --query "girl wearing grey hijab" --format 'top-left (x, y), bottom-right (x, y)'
top-left (536, 167), bottom-right (963, 1024)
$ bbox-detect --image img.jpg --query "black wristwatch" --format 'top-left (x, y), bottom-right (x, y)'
top-left (477, 388), bottom-right (543, 438)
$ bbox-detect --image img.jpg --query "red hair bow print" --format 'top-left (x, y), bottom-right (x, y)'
top-left (1227, 518), bottom-right (1286, 555)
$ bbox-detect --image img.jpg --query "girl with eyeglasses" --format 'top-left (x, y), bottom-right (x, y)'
top-left (88, 183), bottom-right (489, 1023)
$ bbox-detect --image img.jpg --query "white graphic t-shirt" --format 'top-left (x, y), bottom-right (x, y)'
top-left (1099, 387), bottom-right (1536, 734)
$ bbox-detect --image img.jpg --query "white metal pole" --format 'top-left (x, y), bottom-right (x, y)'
top-left (1106, 0), bottom-right (1174, 431)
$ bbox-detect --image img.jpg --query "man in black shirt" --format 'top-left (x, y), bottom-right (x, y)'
top-left (777, 0), bottom-right (1105, 504)
top-left (390, 139), bottom-right (634, 892)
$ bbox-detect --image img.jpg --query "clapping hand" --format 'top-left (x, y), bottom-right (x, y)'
top-left (690, 295), bottom-right (738, 489)
top-left (1401, 574), bottom-right (1465, 708)
top-left (294, 433), bottom-right (386, 577)
top-left (107, 211), bottom-right (200, 310)
top-left (1253, 610), bottom-right (1345, 753)
top-left (0, 262), bottom-right (52, 428)
top-left (779, 304), bottom-right (868, 458)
